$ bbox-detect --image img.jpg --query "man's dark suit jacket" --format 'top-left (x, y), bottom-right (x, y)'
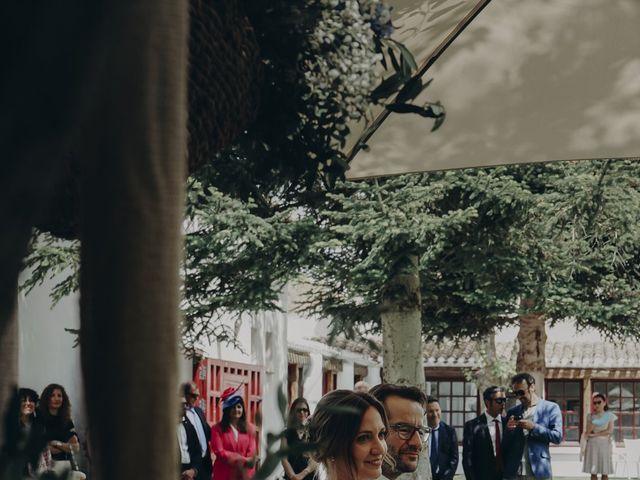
top-left (188, 405), bottom-right (213, 480)
top-left (432, 421), bottom-right (459, 480)
top-left (462, 413), bottom-right (506, 480)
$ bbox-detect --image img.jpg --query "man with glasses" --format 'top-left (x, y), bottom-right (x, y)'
top-left (369, 383), bottom-right (431, 480)
top-left (462, 386), bottom-right (507, 480)
top-left (503, 373), bottom-right (563, 480)
top-left (180, 382), bottom-right (213, 480)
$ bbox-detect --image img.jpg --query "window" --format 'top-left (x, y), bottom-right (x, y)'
top-left (593, 380), bottom-right (640, 442)
top-left (322, 370), bottom-right (337, 394)
top-left (429, 379), bottom-right (478, 441)
top-left (546, 380), bottom-right (581, 442)
top-left (287, 363), bottom-right (304, 404)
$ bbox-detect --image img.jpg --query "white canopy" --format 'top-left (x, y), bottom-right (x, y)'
top-left (347, 0), bottom-right (640, 178)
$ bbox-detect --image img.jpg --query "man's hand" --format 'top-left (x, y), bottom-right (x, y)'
top-left (516, 419), bottom-right (535, 431)
top-left (181, 468), bottom-right (196, 480)
top-left (507, 416), bottom-right (518, 430)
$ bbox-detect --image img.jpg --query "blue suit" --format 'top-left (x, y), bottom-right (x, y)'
top-left (502, 399), bottom-right (563, 479)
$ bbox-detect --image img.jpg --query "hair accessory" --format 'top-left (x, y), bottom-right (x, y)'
top-left (221, 385), bottom-right (243, 410)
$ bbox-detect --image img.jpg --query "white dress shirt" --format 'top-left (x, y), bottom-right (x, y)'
top-left (484, 411), bottom-right (503, 456)
top-left (185, 407), bottom-right (207, 457)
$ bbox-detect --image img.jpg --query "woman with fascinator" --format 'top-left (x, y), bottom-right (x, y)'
top-left (210, 386), bottom-right (258, 479)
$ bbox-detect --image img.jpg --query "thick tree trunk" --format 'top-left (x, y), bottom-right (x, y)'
top-left (380, 255), bottom-right (424, 389)
top-left (78, 2), bottom-right (188, 479)
top-left (516, 308), bottom-right (547, 391)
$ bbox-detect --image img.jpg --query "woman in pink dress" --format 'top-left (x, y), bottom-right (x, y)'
top-left (210, 387), bottom-right (257, 479)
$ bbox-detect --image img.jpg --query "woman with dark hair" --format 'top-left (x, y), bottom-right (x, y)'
top-left (18, 388), bottom-right (50, 477)
top-left (307, 389), bottom-right (389, 480)
top-left (210, 387), bottom-right (258, 479)
top-left (39, 383), bottom-right (80, 463)
top-left (281, 397), bottom-right (316, 480)
top-left (581, 392), bottom-right (617, 480)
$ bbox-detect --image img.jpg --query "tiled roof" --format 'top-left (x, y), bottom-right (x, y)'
top-left (545, 341), bottom-right (640, 369)
top-left (317, 336), bottom-right (640, 369)
top-left (425, 340), bottom-right (640, 369)
top-left (423, 340), bottom-right (516, 367)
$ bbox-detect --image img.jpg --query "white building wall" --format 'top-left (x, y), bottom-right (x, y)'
top-left (304, 353), bottom-right (324, 412)
top-left (17, 273), bottom-right (88, 464)
top-left (337, 361), bottom-right (354, 389)
top-left (365, 366), bottom-right (382, 387)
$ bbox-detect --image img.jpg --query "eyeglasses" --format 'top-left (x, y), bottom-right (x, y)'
top-left (390, 423), bottom-right (431, 441)
top-left (296, 408), bottom-right (310, 414)
top-left (512, 389), bottom-right (526, 397)
top-left (492, 398), bottom-right (507, 404)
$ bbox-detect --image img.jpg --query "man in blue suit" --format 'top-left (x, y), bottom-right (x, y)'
top-left (427, 396), bottom-right (459, 480)
top-left (503, 373), bottom-right (563, 480)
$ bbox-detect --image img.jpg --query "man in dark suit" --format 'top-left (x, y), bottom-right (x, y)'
top-left (427, 396), bottom-right (459, 480)
top-left (181, 382), bottom-right (213, 480)
top-left (462, 386), bottom-right (507, 480)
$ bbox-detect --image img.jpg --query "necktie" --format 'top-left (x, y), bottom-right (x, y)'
top-left (494, 418), bottom-right (502, 472)
top-left (430, 429), bottom-right (438, 474)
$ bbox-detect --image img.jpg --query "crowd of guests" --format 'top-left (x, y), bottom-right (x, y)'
top-left (178, 371), bottom-right (618, 480)
top-left (13, 383), bottom-right (84, 478)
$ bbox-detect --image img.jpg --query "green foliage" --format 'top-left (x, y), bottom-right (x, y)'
top-left (531, 160), bottom-right (640, 338)
top-left (300, 159), bottom-right (640, 343)
top-left (20, 233), bottom-right (79, 306)
top-left (22, 159), bottom-right (640, 353)
top-left (299, 167), bottom-right (535, 338)
top-left (181, 181), bottom-right (316, 354)
top-left (462, 336), bottom-right (516, 389)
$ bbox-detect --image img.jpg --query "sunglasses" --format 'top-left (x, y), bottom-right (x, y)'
top-left (492, 397), bottom-right (507, 404)
top-left (593, 400), bottom-right (603, 405)
top-left (296, 407), bottom-right (310, 414)
top-left (512, 389), bottom-right (526, 397)
top-left (390, 423), bottom-right (431, 441)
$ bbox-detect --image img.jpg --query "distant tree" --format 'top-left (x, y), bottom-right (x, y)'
top-left (298, 159), bottom-right (640, 386)
top-left (298, 168), bottom-right (535, 386)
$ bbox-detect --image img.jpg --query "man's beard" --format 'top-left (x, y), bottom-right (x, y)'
top-left (383, 445), bottom-right (421, 476)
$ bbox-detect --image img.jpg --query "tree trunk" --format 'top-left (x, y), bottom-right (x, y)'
top-left (380, 255), bottom-right (424, 389)
top-left (0, 296), bottom-right (18, 452)
top-left (380, 254), bottom-right (429, 480)
top-left (78, 2), bottom-right (188, 479)
top-left (516, 307), bottom-right (547, 392)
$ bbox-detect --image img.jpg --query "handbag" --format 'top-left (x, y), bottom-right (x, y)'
top-left (50, 449), bottom-right (87, 480)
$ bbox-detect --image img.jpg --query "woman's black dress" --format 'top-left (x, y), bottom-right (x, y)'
top-left (42, 415), bottom-right (78, 461)
top-left (284, 427), bottom-right (314, 480)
